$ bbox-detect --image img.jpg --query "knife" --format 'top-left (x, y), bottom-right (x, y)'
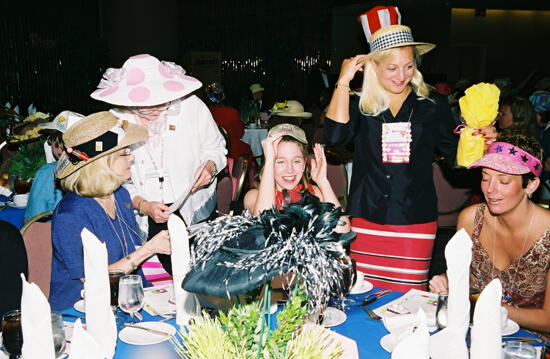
top-left (123, 323), bottom-right (173, 337)
top-left (360, 290), bottom-right (392, 307)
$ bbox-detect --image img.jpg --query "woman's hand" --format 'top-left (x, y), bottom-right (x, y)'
top-left (334, 216), bottom-right (351, 233)
top-left (310, 143), bottom-right (328, 185)
top-left (192, 161), bottom-right (216, 192)
top-left (474, 125), bottom-right (498, 148)
top-left (142, 201), bottom-right (171, 223)
top-left (337, 55), bottom-right (367, 85)
top-left (261, 132), bottom-right (285, 163)
top-left (429, 273), bottom-right (449, 295)
top-left (146, 229), bottom-right (171, 255)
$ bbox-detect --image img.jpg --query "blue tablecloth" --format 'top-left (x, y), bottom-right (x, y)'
top-left (0, 205), bottom-right (25, 229)
top-left (60, 289), bottom-right (541, 358)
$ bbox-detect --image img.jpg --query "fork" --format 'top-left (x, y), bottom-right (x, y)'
top-left (144, 304), bottom-right (175, 321)
top-left (363, 306), bottom-right (382, 320)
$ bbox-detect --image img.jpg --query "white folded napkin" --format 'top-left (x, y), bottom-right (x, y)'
top-left (167, 215), bottom-right (201, 326)
top-left (392, 308), bottom-right (430, 359)
top-left (20, 274), bottom-right (55, 359)
top-left (69, 319), bottom-right (105, 359)
top-left (81, 228), bottom-right (117, 359)
top-left (470, 278), bottom-right (502, 359)
top-left (429, 228), bottom-right (471, 359)
top-left (0, 186), bottom-right (12, 197)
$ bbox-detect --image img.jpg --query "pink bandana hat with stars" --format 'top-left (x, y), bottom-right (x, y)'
top-left (468, 141), bottom-right (542, 177)
top-left (90, 54), bottom-right (202, 107)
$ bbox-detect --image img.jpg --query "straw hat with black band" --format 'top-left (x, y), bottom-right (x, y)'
top-left (55, 112), bottom-right (147, 179)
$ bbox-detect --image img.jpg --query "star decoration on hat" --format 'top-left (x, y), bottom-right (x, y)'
top-left (509, 147), bottom-right (518, 155)
top-left (535, 163), bottom-right (541, 170)
top-left (521, 155), bottom-right (529, 163)
top-left (495, 145), bottom-right (503, 153)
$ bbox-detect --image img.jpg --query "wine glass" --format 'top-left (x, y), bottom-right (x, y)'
top-left (51, 311), bottom-right (66, 357)
top-left (436, 294), bottom-right (448, 330)
top-left (1, 309), bottom-right (22, 359)
top-left (118, 275), bottom-right (144, 323)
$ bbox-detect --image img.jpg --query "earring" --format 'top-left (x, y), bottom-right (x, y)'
top-left (528, 193), bottom-right (532, 199)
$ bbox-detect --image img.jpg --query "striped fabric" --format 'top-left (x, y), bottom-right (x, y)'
top-left (359, 6), bottom-right (401, 42)
top-left (141, 255), bottom-right (173, 287)
top-left (350, 217), bottom-right (436, 292)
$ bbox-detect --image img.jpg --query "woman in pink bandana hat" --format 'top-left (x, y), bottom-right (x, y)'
top-left (90, 54), bottom-right (227, 274)
top-left (430, 131), bottom-right (550, 338)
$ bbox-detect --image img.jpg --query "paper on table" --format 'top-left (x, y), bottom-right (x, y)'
top-left (470, 279), bottom-right (502, 359)
top-left (167, 163), bottom-right (207, 214)
top-left (392, 308), bottom-right (430, 359)
top-left (374, 289), bottom-right (437, 328)
top-left (68, 319), bottom-right (104, 359)
top-left (429, 228), bottom-right (472, 359)
top-left (20, 274), bottom-right (55, 359)
top-left (167, 215), bottom-right (201, 326)
top-left (143, 284), bottom-right (177, 315)
top-left (81, 228), bottom-right (117, 359)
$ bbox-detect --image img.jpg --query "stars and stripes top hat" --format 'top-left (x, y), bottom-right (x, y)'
top-left (468, 141), bottom-right (543, 177)
top-left (358, 6), bottom-right (435, 61)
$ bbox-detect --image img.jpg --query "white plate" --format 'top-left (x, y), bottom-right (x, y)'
top-left (118, 322), bottom-right (176, 345)
top-left (349, 279), bottom-right (374, 295)
top-left (73, 299), bottom-right (85, 313)
top-left (7, 201), bottom-right (26, 209)
top-left (501, 319), bottom-right (520, 336)
top-left (380, 333), bottom-right (398, 353)
top-left (321, 307), bottom-right (347, 328)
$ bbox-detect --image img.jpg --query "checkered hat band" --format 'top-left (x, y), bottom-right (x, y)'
top-left (370, 30), bottom-right (414, 52)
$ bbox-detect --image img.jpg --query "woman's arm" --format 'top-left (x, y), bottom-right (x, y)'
top-left (326, 55), bottom-right (366, 124)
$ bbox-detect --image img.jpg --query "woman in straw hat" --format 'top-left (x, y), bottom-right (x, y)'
top-left (49, 112), bottom-right (171, 311)
top-left (90, 54), bottom-right (227, 274)
top-left (324, 5), bottom-right (497, 292)
top-left (430, 131), bottom-right (550, 338)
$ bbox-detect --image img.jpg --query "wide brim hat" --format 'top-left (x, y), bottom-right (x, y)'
top-left (271, 100), bottom-right (312, 119)
top-left (55, 111), bottom-right (147, 179)
top-left (37, 110), bottom-right (84, 133)
top-left (268, 123), bottom-right (308, 144)
top-left (90, 54), bottom-right (202, 107)
top-left (249, 83), bottom-right (264, 94)
top-left (468, 142), bottom-right (542, 178)
top-left (358, 6), bottom-right (435, 63)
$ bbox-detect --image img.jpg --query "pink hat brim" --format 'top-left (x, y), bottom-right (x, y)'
top-left (467, 153), bottom-right (531, 175)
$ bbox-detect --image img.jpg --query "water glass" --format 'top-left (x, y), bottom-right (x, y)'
top-left (436, 294), bottom-right (448, 330)
top-left (503, 341), bottom-right (537, 359)
top-left (51, 311), bottom-right (66, 357)
top-left (1, 309), bottom-right (22, 359)
top-left (118, 275), bottom-right (144, 323)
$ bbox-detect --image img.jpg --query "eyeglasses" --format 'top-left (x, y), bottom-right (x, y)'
top-left (132, 103), bottom-right (170, 116)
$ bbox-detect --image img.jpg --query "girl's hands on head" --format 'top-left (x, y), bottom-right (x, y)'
top-left (310, 143), bottom-right (328, 185)
top-left (337, 55), bottom-right (367, 85)
top-left (261, 131), bottom-right (285, 163)
top-left (146, 229), bottom-right (171, 255)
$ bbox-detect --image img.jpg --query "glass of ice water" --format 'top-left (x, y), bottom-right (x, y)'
top-left (118, 275), bottom-right (144, 323)
top-left (503, 341), bottom-right (537, 359)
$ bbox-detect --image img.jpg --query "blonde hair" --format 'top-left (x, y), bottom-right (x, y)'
top-left (60, 151), bottom-right (127, 197)
top-left (359, 46), bottom-right (430, 116)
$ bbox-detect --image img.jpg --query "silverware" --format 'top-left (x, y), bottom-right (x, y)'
top-left (360, 290), bottom-right (392, 307)
top-left (363, 306), bottom-right (382, 320)
top-left (502, 336), bottom-right (543, 343)
top-left (144, 304), bottom-right (174, 320)
top-left (123, 323), bottom-right (173, 337)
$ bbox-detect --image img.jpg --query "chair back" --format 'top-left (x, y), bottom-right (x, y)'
top-left (326, 163), bottom-right (347, 209)
top-left (218, 124), bottom-right (231, 154)
top-left (433, 162), bottom-right (471, 227)
top-left (216, 176), bottom-right (233, 215)
top-left (21, 210), bottom-right (54, 298)
top-left (232, 155), bottom-right (248, 201)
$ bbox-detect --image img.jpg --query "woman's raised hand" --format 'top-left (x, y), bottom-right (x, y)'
top-left (473, 125), bottom-right (498, 148)
top-left (261, 131), bottom-right (285, 162)
top-left (310, 143), bottom-right (328, 185)
top-left (142, 201), bottom-right (171, 223)
top-left (146, 229), bottom-right (171, 255)
top-left (337, 55), bottom-right (367, 85)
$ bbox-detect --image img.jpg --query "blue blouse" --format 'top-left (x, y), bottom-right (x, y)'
top-left (50, 187), bottom-right (148, 311)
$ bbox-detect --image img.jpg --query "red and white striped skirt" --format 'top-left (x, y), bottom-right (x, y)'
top-left (350, 217), bottom-right (437, 292)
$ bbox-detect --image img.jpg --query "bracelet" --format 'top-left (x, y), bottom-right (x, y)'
top-left (335, 82), bottom-right (351, 92)
top-left (137, 199), bottom-right (146, 216)
top-left (126, 255), bottom-right (137, 272)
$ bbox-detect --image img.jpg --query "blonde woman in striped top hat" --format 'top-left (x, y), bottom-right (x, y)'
top-left (324, 5), bottom-right (497, 292)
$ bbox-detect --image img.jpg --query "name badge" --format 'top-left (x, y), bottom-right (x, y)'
top-left (382, 122), bottom-right (412, 164)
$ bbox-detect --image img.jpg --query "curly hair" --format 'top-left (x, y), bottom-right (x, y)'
top-left (497, 130), bottom-right (543, 187)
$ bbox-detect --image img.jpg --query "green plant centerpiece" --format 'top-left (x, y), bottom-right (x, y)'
top-left (175, 195), bottom-right (356, 358)
top-left (9, 140), bottom-right (47, 181)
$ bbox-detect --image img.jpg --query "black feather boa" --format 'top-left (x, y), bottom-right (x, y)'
top-left (182, 195), bottom-right (356, 313)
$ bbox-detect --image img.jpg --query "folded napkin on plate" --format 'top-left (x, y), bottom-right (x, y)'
top-left (429, 228), bottom-right (471, 359)
top-left (392, 308), bottom-right (430, 359)
top-left (69, 319), bottom-right (105, 359)
top-left (168, 215), bottom-right (201, 326)
top-left (20, 274), bottom-right (55, 359)
top-left (470, 278), bottom-right (502, 359)
top-left (0, 187), bottom-right (12, 197)
top-left (82, 228), bottom-right (117, 359)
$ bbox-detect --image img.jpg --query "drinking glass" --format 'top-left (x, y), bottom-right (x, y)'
top-left (503, 341), bottom-right (537, 359)
top-left (436, 294), bottom-right (448, 330)
top-left (118, 275), bottom-right (144, 323)
top-left (469, 288), bottom-right (480, 324)
top-left (108, 270), bottom-right (125, 309)
top-left (51, 311), bottom-right (66, 357)
top-left (1, 309), bottom-right (23, 359)
top-left (542, 340), bottom-right (550, 359)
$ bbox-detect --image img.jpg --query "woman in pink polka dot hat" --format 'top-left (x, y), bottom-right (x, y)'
top-left (91, 54), bottom-right (227, 273)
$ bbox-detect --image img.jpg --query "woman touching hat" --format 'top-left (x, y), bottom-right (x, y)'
top-left (50, 112), bottom-right (171, 311)
top-left (324, 5), bottom-right (497, 292)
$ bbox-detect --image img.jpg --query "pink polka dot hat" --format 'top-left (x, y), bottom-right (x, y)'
top-left (90, 54), bottom-right (202, 107)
